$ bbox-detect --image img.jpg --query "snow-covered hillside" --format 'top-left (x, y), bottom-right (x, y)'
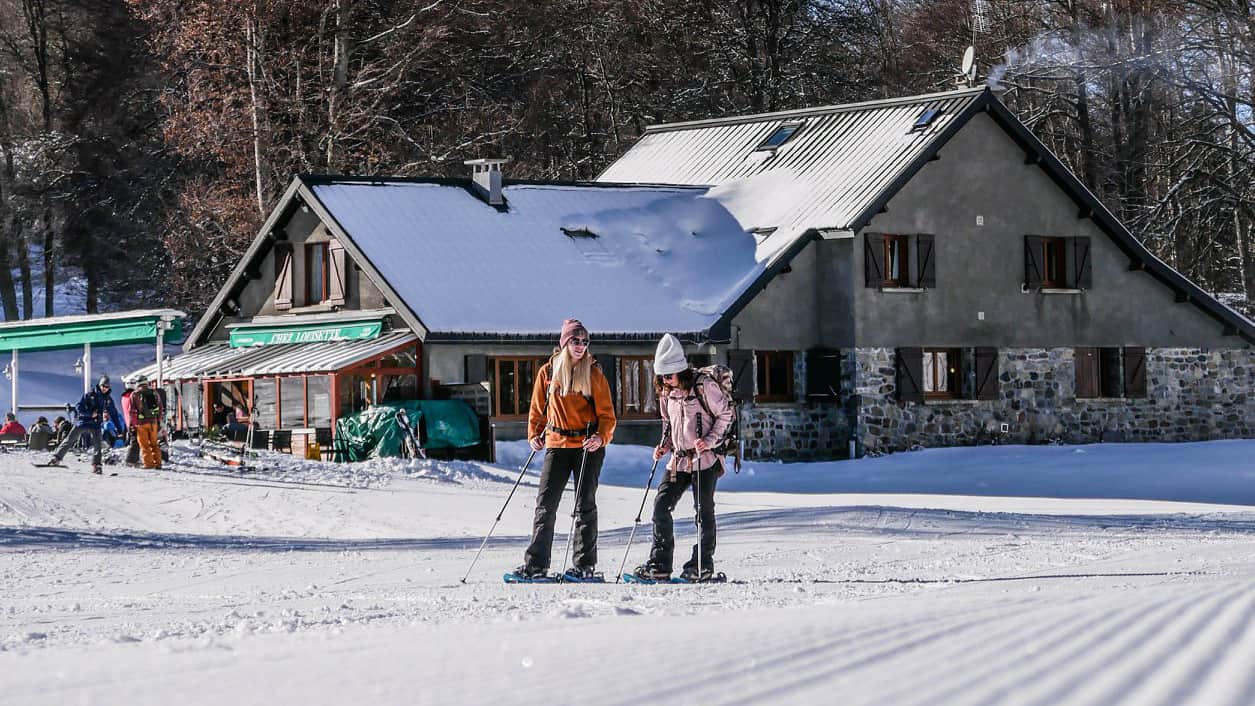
top-left (3, 440), bottom-right (1255, 705)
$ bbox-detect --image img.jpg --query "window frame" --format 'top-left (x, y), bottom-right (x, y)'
top-left (1040, 237), bottom-right (1067, 289)
top-left (615, 355), bottom-right (657, 419)
top-left (490, 356), bottom-right (548, 419)
top-left (755, 350), bottom-right (795, 403)
top-left (304, 241), bottom-right (330, 305)
top-left (755, 121), bottom-right (804, 151)
top-left (922, 348), bottom-right (962, 400)
top-left (883, 234), bottom-right (911, 287)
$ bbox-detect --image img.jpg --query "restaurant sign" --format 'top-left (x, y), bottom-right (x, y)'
top-left (230, 321), bottom-right (382, 348)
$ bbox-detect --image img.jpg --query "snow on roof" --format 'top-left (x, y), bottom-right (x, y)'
top-left (309, 180), bottom-right (779, 335)
top-left (597, 88), bottom-right (986, 238)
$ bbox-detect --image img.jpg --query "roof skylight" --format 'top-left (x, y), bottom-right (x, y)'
top-left (756, 122), bottom-right (804, 151)
top-left (911, 108), bottom-right (943, 132)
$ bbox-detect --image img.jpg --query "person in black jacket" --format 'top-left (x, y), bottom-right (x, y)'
top-left (47, 376), bottom-right (121, 474)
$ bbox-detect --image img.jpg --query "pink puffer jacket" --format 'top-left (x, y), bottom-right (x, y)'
top-left (658, 376), bottom-right (733, 476)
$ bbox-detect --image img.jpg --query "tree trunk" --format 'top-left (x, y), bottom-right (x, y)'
top-left (246, 11), bottom-right (266, 215)
top-left (326, 0), bottom-right (351, 169)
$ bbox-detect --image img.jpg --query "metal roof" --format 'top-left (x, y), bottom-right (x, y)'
top-left (129, 332), bottom-right (417, 381)
top-left (0, 309), bottom-right (185, 331)
top-left (597, 87), bottom-right (987, 235)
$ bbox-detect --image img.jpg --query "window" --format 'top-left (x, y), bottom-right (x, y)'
top-left (491, 357), bottom-right (546, 417)
top-left (1041, 237), bottom-right (1067, 288)
top-left (253, 377), bottom-right (277, 429)
top-left (923, 348), bottom-right (960, 399)
top-left (865, 233), bottom-right (935, 289)
top-left (897, 348), bottom-right (999, 403)
top-left (306, 376), bottom-right (331, 428)
top-left (305, 242), bottom-right (329, 304)
top-left (884, 235), bottom-right (910, 287)
top-left (755, 350), bottom-right (794, 402)
top-left (910, 108), bottom-right (943, 132)
top-left (616, 356), bottom-right (657, 418)
top-left (279, 377), bottom-right (306, 428)
top-left (1075, 347), bottom-right (1147, 399)
top-left (1025, 236), bottom-right (1092, 290)
top-left (756, 122), bottom-right (803, 151)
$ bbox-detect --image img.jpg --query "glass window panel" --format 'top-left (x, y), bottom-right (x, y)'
top-left (307, 376), bottom-right (331, 428)
top-left (499, 361), bottom-right (517, 416)
top-left (381, 374), bottom-right (418, 402)
top-left (253, 378), bottom-right (276, 429)
top-left (934, 351), bottom-right (948, 392)
top-left (642, 360), bottom-right (656, 414)
top-left (280, 377), bottom-right (305, 428)
top-left (181, 382), bottom-right (201, 428)
top-left (307, 244), bottom-right (325, 303)
top-left (768, 352), bottom-right (791, 396)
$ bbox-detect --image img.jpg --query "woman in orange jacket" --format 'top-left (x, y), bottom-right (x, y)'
top-left (515, 318), bottom-right (617, 580)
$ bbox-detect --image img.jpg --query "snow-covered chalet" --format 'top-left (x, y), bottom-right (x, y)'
top-left (144, 86), bottom-right (1255, 459)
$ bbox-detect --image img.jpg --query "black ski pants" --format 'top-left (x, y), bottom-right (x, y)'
top-left (649, 461), bottom-right (720, 572)
top-left (523, 446), bottom-right (604, 571)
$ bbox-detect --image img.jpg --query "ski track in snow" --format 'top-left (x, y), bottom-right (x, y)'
top-left (3, 441), bottom-right (1255, 704)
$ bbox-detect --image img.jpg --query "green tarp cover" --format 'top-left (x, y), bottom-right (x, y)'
top-left (333, 400), bottom-right (480, 461)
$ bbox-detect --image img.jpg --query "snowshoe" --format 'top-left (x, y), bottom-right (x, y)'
top-left (677, 567), bottom-right (726, 584)
top-left (504, 565), bottom-right (557, 584)
top-left (560, 567), bottom-right (605, 583)
top-left (632, 564), bottom-right (672, 582)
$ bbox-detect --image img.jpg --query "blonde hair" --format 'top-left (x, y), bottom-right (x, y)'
top-left (551, 345), bottom-right (593, 398)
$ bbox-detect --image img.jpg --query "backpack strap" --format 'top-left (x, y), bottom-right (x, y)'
top-left (539, 356), bottom-right (600, 434)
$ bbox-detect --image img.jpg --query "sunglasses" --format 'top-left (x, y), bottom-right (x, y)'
top-left (568, 338), bottom-right (591, 346)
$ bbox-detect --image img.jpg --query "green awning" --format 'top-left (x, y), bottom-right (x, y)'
top-left (229, 320), bottom-right (382, 348)
top-left (0, 314), bottom-right (184, 352)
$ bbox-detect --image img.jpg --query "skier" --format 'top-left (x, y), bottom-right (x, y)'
top-left (633, 334), bottom-right (733, 582)
top-left (46, 375), bottom-right (121, 474)
top-left (131, 375), bottom-right (165, 470)
top-left (514, 318), bottom-right (617, 581)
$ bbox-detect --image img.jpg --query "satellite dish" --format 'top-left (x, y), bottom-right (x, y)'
top-left (961, 46), bottom-right (976, 76)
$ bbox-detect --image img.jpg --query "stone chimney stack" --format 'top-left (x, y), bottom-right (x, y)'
top-left (464, 158), bottom-right (508, 206)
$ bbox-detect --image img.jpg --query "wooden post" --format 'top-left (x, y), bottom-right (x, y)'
top-left (8, 349), bottom-right (17, 416)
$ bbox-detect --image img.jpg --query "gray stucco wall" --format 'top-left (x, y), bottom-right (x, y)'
top-left (204, 209), bottom-right (391, 343)
top-left (857, 112), bottom-right (1245, 350)
top-left (730, 242), bottom-right (822, 350)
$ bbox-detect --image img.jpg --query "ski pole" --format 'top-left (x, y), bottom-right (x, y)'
top-left (695, 410), bottom-right (705, 581)
top-left (615, 457), bottom-right (660, 583)
top-left (460, 446), bottom-right (539, 584)
top-left (559, 422), bottom-right (595, 581)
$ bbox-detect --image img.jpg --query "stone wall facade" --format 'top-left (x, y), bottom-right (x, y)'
top-left (855, 346), bottom-right (1255, 454)
top-left (739, 350), bottom-right (854, 461)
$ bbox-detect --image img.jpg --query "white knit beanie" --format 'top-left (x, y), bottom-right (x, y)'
top-left (653, 334), bottom-right (689, 376)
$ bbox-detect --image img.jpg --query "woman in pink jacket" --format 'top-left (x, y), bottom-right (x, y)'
top-left (632, 334), bottom-right (734, 582)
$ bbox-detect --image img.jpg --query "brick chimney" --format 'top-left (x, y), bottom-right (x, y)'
top-left (464, 158), bottom-right (508, 206)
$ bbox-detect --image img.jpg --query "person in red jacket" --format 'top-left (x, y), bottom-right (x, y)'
top-left (0, 412), bottom-right (26, 437)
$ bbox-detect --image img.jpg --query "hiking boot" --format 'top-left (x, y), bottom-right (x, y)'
top-left (91, 465), bottom-right (103, 475)
top-left (680, 565), bottom-right (713, 582)
top-left (512, 564), bottom-right (548, 579)
top-left (632, 563), bottom-right (671, 581)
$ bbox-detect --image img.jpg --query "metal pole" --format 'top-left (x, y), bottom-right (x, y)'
top-left (615, 458), bottom-right (660, 583)
top-left (156, 319), bottom-right (166, 388)
top-left (82, 342), bottom-right (92, 393)
top-left (460, 447), bottom-right (539, 584)
top-left (9, 349), bottom-right (17, 416)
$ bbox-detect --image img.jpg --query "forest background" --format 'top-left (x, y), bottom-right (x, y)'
top-left (0, 0), bottom-right (1251, 320)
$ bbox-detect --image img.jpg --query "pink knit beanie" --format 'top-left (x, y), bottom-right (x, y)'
top-left (559, 318), bottom-right (588, 349)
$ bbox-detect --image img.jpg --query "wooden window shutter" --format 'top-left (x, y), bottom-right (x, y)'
top-left (974, 347), bottom-right (999, 400)
top-left (1070, 237), bottom-right (1092, 289)
top-left (727, 350), bottom-right (755, 401)
top-left (327, 239), bottom-right (348, 306)
top-left (864, 233), bottom-right (885, 288)
top-left (594, 354), bottom-right (617, 403)
top-left (805, 348), bottom-right (841, 400)
top-left (914, 234), bottom-right (936, 288)
top-left (273, 242), bottom-right (294, 311)
top-left (1074, 347), bottom-right (1099, 398)
top-left (895, 347), bottom-right (924, 403)
top-left (465, 354), bottom-right (488, 384)
top-left (1122, 346), bottom-right (1147, 398)
top-left (1024, 236), bottom-right (1044, 290)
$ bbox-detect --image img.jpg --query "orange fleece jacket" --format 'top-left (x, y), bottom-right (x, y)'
top-left (528, 360), bottom-right (617, 449)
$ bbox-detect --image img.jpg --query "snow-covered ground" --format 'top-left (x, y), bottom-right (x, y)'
top-left (4, 439), bottom-right (1255, 705)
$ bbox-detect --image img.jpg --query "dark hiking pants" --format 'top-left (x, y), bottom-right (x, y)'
top-left (649, 460), bottom-right (720, 573)
top-left (51, 426), bottom-right (104, 468)
top-left (523, 446), bottom-right (604, 571)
